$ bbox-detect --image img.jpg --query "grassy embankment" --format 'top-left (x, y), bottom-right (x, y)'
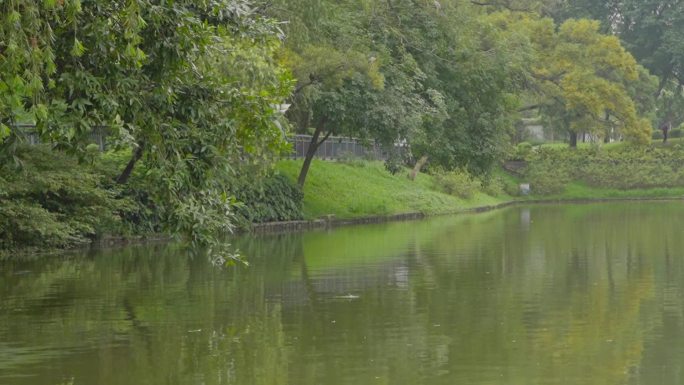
top-left (277, 160), bottom-right (507, 220)
top-left (277, 146), bottom-right (684, 221)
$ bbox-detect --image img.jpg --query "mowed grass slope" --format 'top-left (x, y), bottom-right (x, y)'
top-left (277, 157), bottom-right (684, 222)
top-left (277, 160), bottom-right (506, 219)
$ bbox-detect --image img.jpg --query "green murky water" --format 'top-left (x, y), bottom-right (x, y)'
top-left (3, 202), bottom-right (684, 385)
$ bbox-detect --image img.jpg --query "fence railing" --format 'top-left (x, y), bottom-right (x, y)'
top-left (12, 124), bottom-right (109, 151)
top-left (288, 135), bottom-right (386, 161)
top-left (10, 124), bottom-right (387, 161)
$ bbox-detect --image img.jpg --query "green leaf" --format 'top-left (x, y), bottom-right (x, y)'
top-left (0, 123), bottom-right (10, 140)
top-left (71, 38), bottom-right (85, 57)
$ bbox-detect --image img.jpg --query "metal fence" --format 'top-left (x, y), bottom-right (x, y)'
top-left (288, 134), bottom-right (386, 161)
top-left (13, 124), bottom-right (109, 151)
top-left (11, 124), bottom-right (386, 161)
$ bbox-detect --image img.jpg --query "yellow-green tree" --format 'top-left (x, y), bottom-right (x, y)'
top-left (499, 14), bottom-right (654, 146)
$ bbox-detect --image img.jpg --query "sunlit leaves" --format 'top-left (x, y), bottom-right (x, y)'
top-left (514, 16), bottom-right (653, 144)
top-left (0, 124), bottom-right (10, 140)
top-left (70, 38), bottom-right (85, 57)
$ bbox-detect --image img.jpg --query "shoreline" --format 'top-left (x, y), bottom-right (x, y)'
top-left (4, 195), bottom-right (683, 258)
top-left (248, 195), bottom-right (684, 235)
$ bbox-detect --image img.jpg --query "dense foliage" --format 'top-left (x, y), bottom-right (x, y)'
top-left (0, 0), bottom-right (293, 257)
top-left (0, 146), bottom-right (129, 252)
top-left (266, 0), bottom-right (656, 184)
top-left (231, 174), bottom-right (303, 227)
top-left (0, 0), bottom-right (678, 255)
top-left (549, 0), bottom-right (684, 133)
top-left (432, 168), bottom-right (486, 200)
top-left (525, 146), bottom-right (684, 193)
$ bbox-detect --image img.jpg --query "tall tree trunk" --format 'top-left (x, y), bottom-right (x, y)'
top-left (569, 132), bottom-right (577, 148)
top-left (116, 145), bottom-right (144, 184)
top-left (661, 119), bottom-right (672, 143)
top-left (297, 121), bottom-right (331, 187)
top-left (408, 155), bottom-right (428, 181)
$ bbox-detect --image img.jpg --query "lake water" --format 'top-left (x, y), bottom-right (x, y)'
top-left (2, 202), bottom-right (684, 385)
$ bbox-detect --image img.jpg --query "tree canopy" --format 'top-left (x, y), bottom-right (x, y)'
top-left (1, 0), bottom-right (293, 256)
top-left (550, 0), bottom-right (684, 129)
top-left (269, 0), bottom-right (654, 180)
top-left (516, 16), bottom-right (654, 145)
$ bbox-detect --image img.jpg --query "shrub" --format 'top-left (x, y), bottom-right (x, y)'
top-left (670, 128), bottom-right (683, 138)
top-left (432, 168), bottom-right (481, 199)
top-left (0, 146), bottom-right (131, 251)
top-left (481, 176), bottom-right (505, 196)
top-left (526, 166), bottom-right (569, 194)
top-left (523, 145), bottom-right (684, 193)
top-left (231, 173), bottom-right (303, 226)
top-left (523, 147), bottom-right (579, 194)
top-left (652, 130), bottom-right (664, 140)
top-left (384, 151), bottom-right (405, 175)
top-left (503, 178), bottom-right (521, 197)
top-left (514, 142), bottom-right (533, 160)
